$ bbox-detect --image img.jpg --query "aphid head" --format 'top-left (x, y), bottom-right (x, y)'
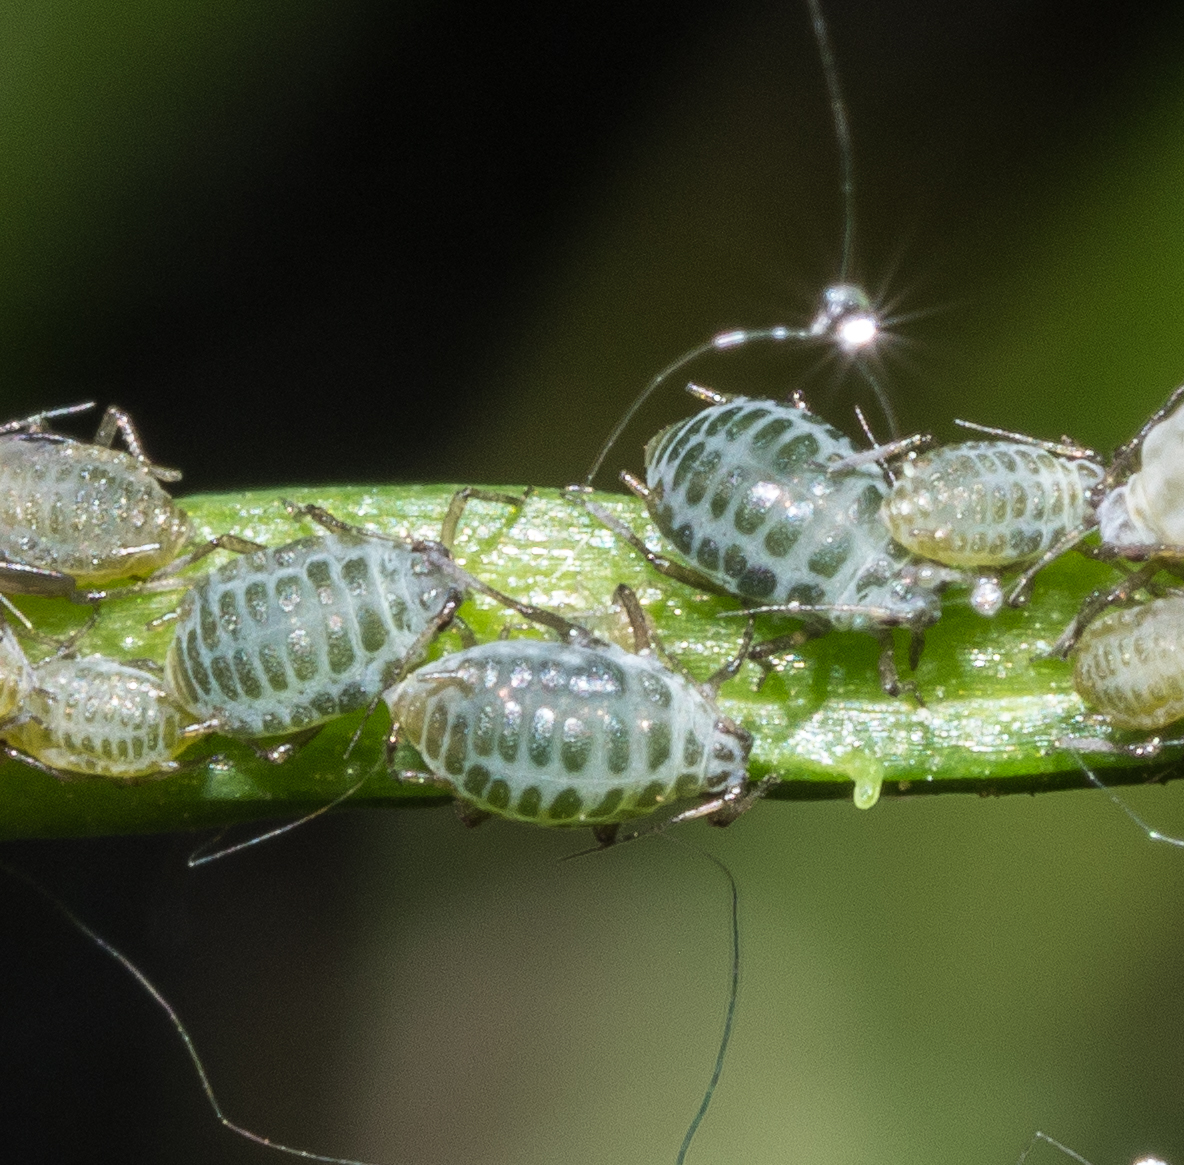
top-left (809, 283), bottom-right (880, 354)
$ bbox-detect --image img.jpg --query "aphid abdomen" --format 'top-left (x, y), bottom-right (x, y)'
top-left (644, 397), bottom-right (898, 613)
top-left (1072, 595), bottom-right (1184, 731)
top-left (388, 640), bottom-right (748, 827)
top-left (6, 656), bottom-right (197, 778)
top-left (166, 532), bottom-right (458, 738)
top-left (0, 436), bottom-right (192, 583)
top-left (882, 441), bottom-right (1099, 568)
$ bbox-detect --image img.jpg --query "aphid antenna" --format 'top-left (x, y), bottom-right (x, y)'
top-left (1061, 745), bottom-right (1184, 848)
top-left (0, 591), bottom-right (99, 655)
top-left (1016, 1129), bottom-right (1171, 1165)
top-left (953, 418), bottom-right (1102, 463)
top-left (0, 860), bottom-right (382, 1165)
top-left (582, 0), bottom-right (891, 490)
top-left (665, 835), bottom-right (740, 1165)
top-left (186, 777), bottom-right (370, 868)
top-left (1006, 523), bottom-right (1099, 612)
top-left (0, 400), bottom-right (95, 435)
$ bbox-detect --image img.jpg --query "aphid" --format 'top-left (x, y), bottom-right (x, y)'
top-left (583, 0), bottom-right (892, 495)
top-left (1070, 593), bottom-right (1184, 736)
top-left (385, 583), bottom-right (765, 847)
top-left (881, 427), bottom-right (1104, 615)
top-left (0, 402), bottom-right (256, 600)
top-left (584, 385), bottom-right (946, 695)
top-left (1090, 383), bottom-right (1184, 557)
top-left (1052, 585), bottom-right (1184, 847)
top-left (1002, 383), bottom-right (1184, 606)
top-left (162, 495), bottom-right (522, 757)
top-left (1, 655), bottom-right (213, 780)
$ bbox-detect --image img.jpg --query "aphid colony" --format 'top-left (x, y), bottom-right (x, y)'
top-left (4, 378), bottom-right (1184, 826)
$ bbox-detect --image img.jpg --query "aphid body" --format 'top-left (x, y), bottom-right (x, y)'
top-left (883, 440), bottom-right (1103, 568)
top-left (0, 406), bottom-right (192, 591)
top-left (4, 655), bottom-right (205, 778)
top-left (1072, 593), bottom-right (1184, 732)
top-left (640, 393), bottom-right (940, 632)
top-left (1096, 394), bottom-right (1184, 548)
top-left (166, 531), bottom-right (462, 740)
top-left (386, 637), bottom-right (752, 829)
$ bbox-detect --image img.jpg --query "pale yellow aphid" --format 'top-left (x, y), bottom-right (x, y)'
top-left (3, 655), bottom-right (213, 780)
top-left (0, 403), bottom-right (194, 596)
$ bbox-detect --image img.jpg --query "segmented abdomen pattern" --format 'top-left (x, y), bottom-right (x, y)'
top-left (882, 441), bottom-right (1098, 568)
top-left (1073, 595), bottom-right (1184, 731)
top-left (0, 435), bottom-right (192, 583)
top-left (388, 640), bottom-right (746, 826)
top-left (166, 532), bottom-right (459, 738)
top-left (8, 656), bottom-right (193, 778)
top-left (644, 397), bottom-right (904, 614)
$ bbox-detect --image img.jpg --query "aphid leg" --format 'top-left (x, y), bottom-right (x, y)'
top-left (0, 743), bottom-right (82, 782)
top-left (84, 535), bottom-right (266, 601)
top-left (875, 628), bottom-right (925, 705)
top-left (438, 485), bottom-right (532, 553)
top-left (1006, 524), bottom-right (1096, 608)
top-left (1050, 561), bottom-right (1162, 659)
top-left (0, 861), bottom-right (379, 1165)
top-left (250, 725), bottom-right (325, 765)
top-left (283, 501), bottom-right (365, 536)
top-left (722, 602), bottom-right (927, 699)
top-left (0, 592), bottom-right (98, 655)
top-left (454, 800), bottom-right (493, 828)
top-left (580, 479), bottom-right (737, 598)
top-left (154, 533), bottom-right (267, 578)
top-left (1109, 380), bottom-right (1184, 482)
top-left (92, 404), bottom-right (183, 482)
top-left (701, 617), bottom-right (756, 697)
top-left (342, 588), bottom-right (466, 762)
top-left (576, 773), bottom-right (781, 855)
top-left (442, 557), bottom-right (600, 645)
top-left (747, 629), bottom-right (818, 689)
top-left (450, 615), bottom-right (478, 650)
top-left (0, 559), bottom-right (91, 603)
top-left (612, 582), bottom-right (652, 653)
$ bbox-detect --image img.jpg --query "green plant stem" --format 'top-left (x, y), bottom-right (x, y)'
top-left (0, 484), bottom-right (1169, 841)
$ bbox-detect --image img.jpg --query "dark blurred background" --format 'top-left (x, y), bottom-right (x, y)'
top-left (2, 1), bottom-right (1184, 1162)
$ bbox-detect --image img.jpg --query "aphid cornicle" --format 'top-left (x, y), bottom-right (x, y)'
top-left (2, 655), bottom-right (212, 779)
top-left (587, 385), bottom-right (945, 695)
top-left (385, 584), bottom-right (764, 846)
top-left (162, 495), bottom-right (522, 755)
